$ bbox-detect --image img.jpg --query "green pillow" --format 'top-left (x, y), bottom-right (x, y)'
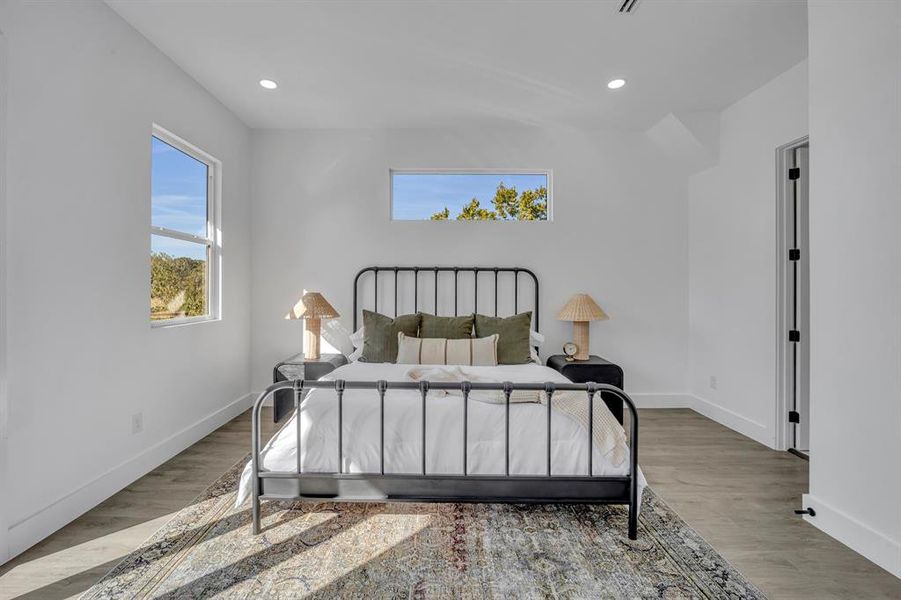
top-left (418, 313), bottom-right (474, 339)
top-left (361, 310), bottom-right (421, 363)
top-left (474, 312), bottom-right (532, 364)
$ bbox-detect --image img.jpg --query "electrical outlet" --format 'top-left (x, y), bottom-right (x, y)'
top-left (132, 412), bottom-right (144, 434)
top-left (709, 376), bottom-right (718, 390)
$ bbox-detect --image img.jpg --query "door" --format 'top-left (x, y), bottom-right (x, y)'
top-left (789, 145), bottom-right (810, 454)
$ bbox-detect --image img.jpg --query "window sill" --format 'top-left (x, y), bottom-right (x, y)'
top-left (151, 315), bottom-right (221, 329)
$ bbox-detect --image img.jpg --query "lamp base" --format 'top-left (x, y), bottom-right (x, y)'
top-left (572, 321), bottom-right (590, 361)
top-left (304, 318), bottom-right (321, 361)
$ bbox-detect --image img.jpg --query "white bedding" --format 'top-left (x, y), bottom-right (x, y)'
top-left (236, 361), bottom-right (645, 506)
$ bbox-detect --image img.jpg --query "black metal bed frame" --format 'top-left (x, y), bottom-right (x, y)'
top-left (249, 266), bottom-right (639, 540)
top-left (352, 265), bottom-right (624, 421)
top-left (352, 266), bottom-right (539, 331)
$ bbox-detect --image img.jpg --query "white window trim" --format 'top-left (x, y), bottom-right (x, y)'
top-left (389, 168), bottom-right (554, 222)
top-left (151, 124), bottom-right (222, 328)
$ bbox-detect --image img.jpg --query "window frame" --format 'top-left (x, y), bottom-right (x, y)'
top-left (150, 124), bottom-right (222, 328)
top-left (388, 168), bottom-right (554, 222)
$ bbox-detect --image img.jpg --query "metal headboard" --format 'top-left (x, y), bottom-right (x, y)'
top-left (353, 266), bottom-right (539, 331)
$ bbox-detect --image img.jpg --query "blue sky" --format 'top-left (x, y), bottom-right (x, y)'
top-left (151, 136), bottom-right (208, 260)
top-left (392, 172), bottom-right (547, 220)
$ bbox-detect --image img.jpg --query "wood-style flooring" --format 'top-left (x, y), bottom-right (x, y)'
top-left (1, 407), bottom-right (899, 599)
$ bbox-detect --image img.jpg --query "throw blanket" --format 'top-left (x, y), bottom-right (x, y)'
top-left (405, 366), bottom-right (627, 468)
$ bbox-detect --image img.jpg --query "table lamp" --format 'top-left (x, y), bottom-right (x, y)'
top-left (286, 292), bottom-right (340, 360)
top-left (557, 293), bottom-right (609, 361)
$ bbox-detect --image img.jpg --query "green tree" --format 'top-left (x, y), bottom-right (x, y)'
top-left (492, 182), bottom-right (520, 219)
top-left (512, 185), bottom-right (548, 220)
top-left (430, 207), bottom-right (450, 220)
top-left (150, 252), bottom-right (207, 319)
top-left (429, 182), bottom-right (548, 221)
top-left (457, 198), bottom-right (498, 221)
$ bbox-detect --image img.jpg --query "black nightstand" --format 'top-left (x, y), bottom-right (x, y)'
top-left (546, 355), bottom-right (625, 424)
top-left (272, 353), bottom-right (348, 423)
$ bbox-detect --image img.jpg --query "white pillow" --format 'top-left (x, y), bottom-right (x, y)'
top-left (346, 327), bottom-right (365, 361)
top-left (396, 332), bottom-right (499, 366)
top-left (349, 326), bottom-right (542, 362)
top-left (530, 330), bottom-right (545, 363)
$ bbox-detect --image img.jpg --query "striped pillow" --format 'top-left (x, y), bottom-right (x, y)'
top-left (396, 332), bottom-right (498, 366)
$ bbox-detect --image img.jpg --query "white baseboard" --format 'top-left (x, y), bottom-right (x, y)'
top-left (6, 391), bottom-right (255, 561)
top-left (688, 394), bottom-right (773, 447)
top-left (802, 493), bottom-right (901, 579)
top-left (628, 393), bottom-right (693, 409)
top-left (629, 394), bottom-right (775, 448)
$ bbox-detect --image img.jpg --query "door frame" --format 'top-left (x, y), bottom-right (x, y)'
top-left (0, 24), bottom-right (9, 564)
top-left (774, 135), bottom-right (809, 452)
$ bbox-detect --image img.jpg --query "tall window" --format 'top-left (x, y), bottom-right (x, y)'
top-left (150, 126), bottom-right (220, 325)
top-left (391, 170), bottom-right (552, 221)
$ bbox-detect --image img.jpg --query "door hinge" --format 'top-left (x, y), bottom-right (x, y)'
top-left (789, 410), bottom-right (800, 423)
top-left (788, 167), bottom-right (801, 180)
top-left (789, 248), bottom-right (801, 261)
top-left (789, 330), bottom-right (800, 342)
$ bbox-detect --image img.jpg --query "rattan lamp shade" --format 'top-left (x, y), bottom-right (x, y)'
top-left (285, 292), bottom-right (339, 360)
top-left (557, 294), bottom-right (608, 361)
top-left (286, 292), bottom-right (340, 320)
top-left (557, 294), bottom-right (609, 322)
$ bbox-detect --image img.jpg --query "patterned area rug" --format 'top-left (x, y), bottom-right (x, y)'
top-left (82, 459), bottom-right (765, 599)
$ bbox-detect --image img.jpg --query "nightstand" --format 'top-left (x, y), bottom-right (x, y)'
top-left (272, 353), bottom-right (348, 423)
top-left (546, 354), bottom-right (625, 424)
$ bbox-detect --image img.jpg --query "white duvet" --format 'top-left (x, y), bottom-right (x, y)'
top-left (236, 361), bottom-right (645, 506)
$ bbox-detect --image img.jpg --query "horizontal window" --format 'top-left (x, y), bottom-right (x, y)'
top-left (391, 171), bottom-right (551, 221)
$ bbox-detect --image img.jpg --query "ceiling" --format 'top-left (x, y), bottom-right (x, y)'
top-left (107, 0), bottom-right (808, 130)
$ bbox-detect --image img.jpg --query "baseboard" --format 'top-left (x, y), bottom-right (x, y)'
top-left (6, 391), bottom-right (255, 561)
top-left (628, 393), bottom-right (694, 409)
top-left (688, 394), bottom-right (773, 447)
top-left (801, 493), bottom-right (901, 579)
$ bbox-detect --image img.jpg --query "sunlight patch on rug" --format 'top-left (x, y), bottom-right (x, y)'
top-left (81, 458), bottom-right (766, 599)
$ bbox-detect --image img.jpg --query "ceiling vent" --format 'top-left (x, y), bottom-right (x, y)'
top-left (618, 0), bottom-right (640, 13)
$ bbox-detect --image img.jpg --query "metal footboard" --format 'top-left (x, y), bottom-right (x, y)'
top-left (250, 379), bottom-right (640, 539)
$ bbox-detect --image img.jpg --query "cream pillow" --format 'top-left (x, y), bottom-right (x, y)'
top-left (396, 332), bottom-right (498, 366)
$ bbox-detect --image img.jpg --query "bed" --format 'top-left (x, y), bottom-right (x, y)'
top-left (243, 266), bottom-right (643, 539)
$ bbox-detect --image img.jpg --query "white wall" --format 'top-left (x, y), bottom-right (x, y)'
top-left (803, 0), bottom-right (901, 578)
top-left (3, 0), bottom-right (897, 580)
top-left (687, 61), bottom-right (808, 447)
top-left (250, 128), bottom-right (690, 402)
top-left (1, 1), bottom-right (252, 558)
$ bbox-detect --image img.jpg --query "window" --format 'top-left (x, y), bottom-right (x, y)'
top-left (150, 126), bottom-right (220, 325)
top-left (391, 170), bottom-right (552, 221)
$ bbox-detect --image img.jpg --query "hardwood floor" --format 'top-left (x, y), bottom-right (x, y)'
top-left (640, 409), bottom-right (901, 599)
top-left (1, 407), bottom-right (899, 599)
top-left (0, 409), bottom-right (277, 600)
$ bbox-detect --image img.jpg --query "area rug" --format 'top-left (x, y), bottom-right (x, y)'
top-left (82, 458), bottom-right (765, 599)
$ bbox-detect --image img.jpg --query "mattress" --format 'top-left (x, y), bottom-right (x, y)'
top-left (237, 361), bottom-right (645, 506)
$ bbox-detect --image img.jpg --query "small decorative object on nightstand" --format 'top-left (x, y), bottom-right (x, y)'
top-left (557, 293), bottom-right (609, 360)
top-left (286, 291), bottom-right (340, 360)
top-left (546, 354), bottom-right (625, 424)
top-left (272, 353), bottom-right (348, 422)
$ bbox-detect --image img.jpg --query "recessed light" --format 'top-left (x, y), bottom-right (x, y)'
top-left (607, 78), bottom-right (626, 90)
top-left (259, 79), bottom-right (278, 90)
